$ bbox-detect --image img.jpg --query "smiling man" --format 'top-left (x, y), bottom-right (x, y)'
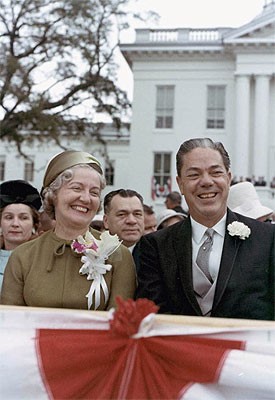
top-left (136, 138), bottom-right (275, 320)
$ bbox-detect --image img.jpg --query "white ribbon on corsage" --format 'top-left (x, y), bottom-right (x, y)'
top-left (73, 230), bottom-right (121, 310)
top-left (79, 253), bottom-right (113, 310)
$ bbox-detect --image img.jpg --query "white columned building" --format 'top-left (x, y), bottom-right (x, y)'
top-left (234, 74), bottom-right (251, 178)
top-left (120, 0), bottom-right (275, 211)
top-left (253, 74), bottom-right (271, 178)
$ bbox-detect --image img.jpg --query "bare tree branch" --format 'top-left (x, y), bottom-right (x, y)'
top-left (0, 0), bottom-right (139, 153)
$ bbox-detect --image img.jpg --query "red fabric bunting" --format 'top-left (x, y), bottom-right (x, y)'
top-left (37, 329), bottom-right (244, 399)
top-left (110, 296), bottom-right (159, 336)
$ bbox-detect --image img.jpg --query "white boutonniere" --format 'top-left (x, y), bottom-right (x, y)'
top-left (227, 221), bottom-right (251, 240)
top-left (71, 230), bottom-right (121, 310)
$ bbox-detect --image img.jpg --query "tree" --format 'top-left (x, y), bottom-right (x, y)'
top-left (0, 0), bottom-right (140, 152)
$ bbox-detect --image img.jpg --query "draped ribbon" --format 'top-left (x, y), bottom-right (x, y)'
top-left (72, 230), bottom-right (122, 309)
top-left (79, 254), bottom-right (112, 309)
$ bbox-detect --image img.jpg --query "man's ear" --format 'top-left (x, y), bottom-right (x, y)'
top-left (228, 170), bottom-right (232, 185)
top-left (176, 175), bottom-right (184, 195)
top-left (103, 215), bottom-right (109, 230)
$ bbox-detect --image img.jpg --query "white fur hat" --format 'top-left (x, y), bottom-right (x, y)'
top-left (157, 209), bottom-right (186, 229)
top-left (228, 181), bottom-right (273, 220)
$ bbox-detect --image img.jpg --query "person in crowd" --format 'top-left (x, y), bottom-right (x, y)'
top-left (164, 191), bottom-right (188, 216)
top-left (157, 209), bottom-right (186, 230)
top-left (143, 204), bottom-right (157, 234)
top-left (227, 181), bottom-right (274, 222)
top-left (37, 207), bottom-right (56, 234)
top-left (136, 138), bottom-right (275, 320)
top-left (131, 204), bottom-right (157, 274)
top-left (103, 189), bottom-right (144, 252)
top-left (134, 207), bottom-right (185, 273)
top-left (254, 176), bottom-right (267, 187)
top-left (0, 180), bottom-right (42, 291)
top-left (90, 214), bottom-right (105, 232)
top-left (1, 150), bottom-right (136, 309)
top-left (270, 176), bottom-right (275, 189)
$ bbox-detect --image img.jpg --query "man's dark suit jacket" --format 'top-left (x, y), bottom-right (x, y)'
top-left (135, 209), bottom-right (275, 320)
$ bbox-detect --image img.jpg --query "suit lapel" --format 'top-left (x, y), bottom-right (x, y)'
top-left (212, 209), bottom-right (242, 311)
top-left (173, 211), bottom-right (244, 316)
top-left (175, 218), bottom-right (202, 315)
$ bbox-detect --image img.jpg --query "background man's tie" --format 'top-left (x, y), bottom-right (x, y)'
top-left (196, 228), bottom-right (214, 282)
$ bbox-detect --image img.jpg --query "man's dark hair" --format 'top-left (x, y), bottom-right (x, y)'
top-left (166, 191), bottom-right (182, 204)
top-left (104, 189), bottom-right (144, 213)
top-left (176, 138), bottom-right (231, 176)
top-left (143, 204), bottom-right (155, 215)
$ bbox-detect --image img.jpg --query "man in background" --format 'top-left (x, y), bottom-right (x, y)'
top-left (143, 204), bottom-right (157, 234)
top-left (103, 189), bottom-right (144, 252)
top-left (165, 191), bottom-right (188, 216)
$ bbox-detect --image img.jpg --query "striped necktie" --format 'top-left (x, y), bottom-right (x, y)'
top-left (196, 228), bottom-right (214, 282)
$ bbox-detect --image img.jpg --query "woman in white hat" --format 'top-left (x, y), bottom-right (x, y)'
top-left (227, 181), bottom-right (274, 222)
top-left (1, 150), bottom-right (136, 309)
top-left (157, 209), bottom-right (186, 230)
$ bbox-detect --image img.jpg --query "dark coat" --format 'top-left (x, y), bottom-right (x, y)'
top-left (135, 209), bottom-right (275, 320)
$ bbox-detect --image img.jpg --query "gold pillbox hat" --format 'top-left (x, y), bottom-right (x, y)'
top-left (42, 150), bottom-right (103, 189)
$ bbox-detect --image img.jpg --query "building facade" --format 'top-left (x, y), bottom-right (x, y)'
top-left (0, 124), bottom-right (131, 198)
top-left (1, 2), bottom-right (275, 212)
top-left (120, 1), bottom-right (275, 212)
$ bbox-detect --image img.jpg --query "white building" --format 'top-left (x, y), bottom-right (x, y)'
top-left (0, 124), bottom-right (131, 198)
top-left (1, 2), bottom-right (275, 211)
top-left (120, 0), bottom-right (275, 212)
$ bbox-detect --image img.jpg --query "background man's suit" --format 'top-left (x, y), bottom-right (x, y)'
top-left (135, 209), bottom-right (275, 320)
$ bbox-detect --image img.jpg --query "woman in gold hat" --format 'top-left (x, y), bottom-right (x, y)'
top-left (1, 150), bottom-right (136, 310)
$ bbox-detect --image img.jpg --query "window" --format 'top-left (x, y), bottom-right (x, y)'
top-left (207, 85), bottom-right (225, 129)
top-left (0, 156), bottom-right (5, 181)
top-left (24, 158), bottom-right (34, 181)
top-left (155, 85), bottom-right (174, 129)
top-left (151, 153), bottom-right (172, 199)
top-left (105, 161), bottom-right (114, 186)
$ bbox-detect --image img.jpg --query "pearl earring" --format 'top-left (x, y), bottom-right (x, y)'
top-left (32, 228), bottom-right (36, 234)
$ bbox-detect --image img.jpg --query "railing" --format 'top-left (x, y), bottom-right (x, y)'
top-left (135, 28), bottom-right (229, 44)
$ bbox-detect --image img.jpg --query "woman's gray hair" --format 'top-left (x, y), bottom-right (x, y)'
top-left (176, 137), bottom-right (231, 176)
top-left (42, 164), bottom-right (106, 219)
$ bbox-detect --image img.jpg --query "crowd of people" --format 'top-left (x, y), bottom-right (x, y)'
top-left (1, 139), bottom-right (274, 321)
top-left (232, 175), bottom-right (271, 187)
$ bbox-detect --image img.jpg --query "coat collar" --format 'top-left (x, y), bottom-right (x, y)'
top-left (212, 209), bottom-right (243, 311)
top-left (174, 217), bottom-right (202, 315)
